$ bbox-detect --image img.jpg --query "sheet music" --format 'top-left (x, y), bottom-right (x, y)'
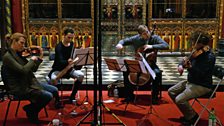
top-left (116, 59), bottom-right (127, 72)
top-left (73, 47), bottom-right (94, 66)
top-left (139, 53), bottom-right (156, 80)
top-left (104, 58), bottom-right (127, 72)
top-left (139, 61), bottom-right (147, 74)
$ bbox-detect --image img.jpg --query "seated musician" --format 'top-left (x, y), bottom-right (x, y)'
top-left (2, 33), bottom-right (59, 124)
top-left (168, 31), bottom-right (216, 125)
top-left (116, 24), bottom-right (169, 104)
top-left (47, 27), bottom-right (84, 103)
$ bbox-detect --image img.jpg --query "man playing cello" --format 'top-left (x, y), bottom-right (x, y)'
top-left (116, 24), bottom-right (169, 104)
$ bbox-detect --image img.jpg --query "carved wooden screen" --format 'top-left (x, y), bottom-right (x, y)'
top-left (101, 0), bottom-right (146, 56)
top-left (23, 0), bottom-right (93, 50)
top-left (150, 0), bottom-right (220, 52)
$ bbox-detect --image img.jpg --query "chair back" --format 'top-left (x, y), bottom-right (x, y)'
top-left (213, 65), bottom-right (224, 80)
top-left (49, 53), bottom-right (55, 61)
top-left (1, 65), bottom-right (10, 92)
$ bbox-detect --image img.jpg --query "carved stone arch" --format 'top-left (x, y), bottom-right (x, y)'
top-left (49, 26), bottom-right (59, 48)
top-left (50, 26), bottom-right (58, 33)
top-left (173, 26), bottom-right (182, 34)
top-left (39, 26), bottom-right (48, 33)
top-left (74, 27), bottom-right (82, 35)
top-left (30, 26), bottom-right (38, 33)
top-left (160, 27), bottom-right (172, 34)
top-left (83, 27), bottom-right (91, 35)
top-left (195, 26), bottom-right (206, 32)
top-left (73, 27), bottom-right (83, 48)
top-left (185, 26), bottom-right (194, 34)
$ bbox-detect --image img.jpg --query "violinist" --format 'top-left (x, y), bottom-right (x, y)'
top-left (116, 24), bottom-right (169, 104)
top-left (1, 33), bottom-right (60, 124)
top-left (168, 31), bottom-right (216, 126)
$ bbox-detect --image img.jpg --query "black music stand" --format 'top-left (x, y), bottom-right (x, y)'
top-left (72, 47), bottom-right (94, 110)
top-left (75, 58), bottom-right (126, 126)
top-left (135, 55), bottom-right (172, 126)
top-left (104, 58), bottom-right (127, 72)
top-left (115, 59), bottom-right (148, 114)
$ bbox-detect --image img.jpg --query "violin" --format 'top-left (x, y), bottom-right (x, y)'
top-left (22, 46), bottom-right (42, 57)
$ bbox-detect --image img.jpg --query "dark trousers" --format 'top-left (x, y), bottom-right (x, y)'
top-left (70, 80), bottom-right (82, 100)
top-left (123, 62), bottom-right (162, 100)
top-left (20, 84), bottom-right (54, 114)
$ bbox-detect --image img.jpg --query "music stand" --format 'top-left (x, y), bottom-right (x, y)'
top-left (72, 47), bottom-right (94, 110)
top-left (136, 53), bottom-right (172, 126)
top-left (104, 58), bottom-right (127, 72)
top-left (75, 58), bottom-right (126, 126)
top-left (115, 59), bottom-right (148, 114)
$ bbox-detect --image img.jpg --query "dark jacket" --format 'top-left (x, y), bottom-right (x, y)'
top-left (2, 48), bottom-right (43, 96)
top-left (187, 50), bottom-right (216, 89)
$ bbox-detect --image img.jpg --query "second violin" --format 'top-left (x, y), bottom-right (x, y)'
top-left (179, 31), bottom-right (212, 75)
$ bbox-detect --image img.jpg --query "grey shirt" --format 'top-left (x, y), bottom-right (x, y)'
top-left (118, 34), bottom-right (169, 52)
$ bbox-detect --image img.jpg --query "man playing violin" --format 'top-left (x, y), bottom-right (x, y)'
top-left (116, 24), bottom-right (169, 104)
top-left (168, 31), bottom-right (216, 126)
top-left (1, 33), bottom-right (60, 124)
top-left (47, 28), bottom-right (84, 103)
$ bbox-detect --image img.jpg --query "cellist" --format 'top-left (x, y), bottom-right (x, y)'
top-left (168, 31), bottom-right (216, 125)
top-left (116, 24), bottom-right (169, 104)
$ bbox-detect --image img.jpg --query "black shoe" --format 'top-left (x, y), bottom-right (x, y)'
top-left (179, 116), bottom-right (187, 122)
top-left (23, 105), bottom-right (40, 124)
top-left (182, 113), bottom-right (199, 126)
top-left (152, 96), bottom-right (159, 105)
top-left (55, 102), bottom-right (64, 109)
top-left (152, 99), bottom-right (159, 105)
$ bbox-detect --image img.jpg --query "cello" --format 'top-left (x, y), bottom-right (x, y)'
top-left (128, 24), bottom-right (157, 86)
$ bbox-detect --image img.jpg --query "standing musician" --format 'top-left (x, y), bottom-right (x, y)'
top-left (1, 33), bottom-right (60, 124)
top-left (116, 24), bottom-right (169, 104)
top-left (168, 31), bottom-right (216, 126)
top-left (48, 28), bottom-right (84, 103)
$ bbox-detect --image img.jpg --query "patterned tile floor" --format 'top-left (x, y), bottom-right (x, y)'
top-left (1, 54), bottom-right (224, 86)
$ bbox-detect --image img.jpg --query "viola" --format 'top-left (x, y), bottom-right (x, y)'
top-left (182, 45), bottom-right (210, 68)
top-left (191, 45), bottom-right (210, 58)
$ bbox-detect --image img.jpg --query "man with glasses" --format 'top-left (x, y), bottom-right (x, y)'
top-left (116, 24), bottom-right (169, 104)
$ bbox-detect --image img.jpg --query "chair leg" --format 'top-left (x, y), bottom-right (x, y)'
top-left (4, 100), bottom-right (12, 126)
top-left (15, 100), bottom-right (21, 117)
top-left (44, 107), bottom-right (48, 117)
top-left (159, 72), bottom-right (162, 99)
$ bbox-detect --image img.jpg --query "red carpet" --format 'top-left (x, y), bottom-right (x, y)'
top-left (1, 91), bottom-right (224, 126)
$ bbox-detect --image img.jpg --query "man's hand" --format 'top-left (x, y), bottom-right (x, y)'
top-left (68, 58), bottom-right (74, 65)
top-left (31, 56), bottom-right (39, 61)
top-left (116, 44), bottom-right (123, 50)
top-left (144, 45), bottom-right (153, 51)
top-left (178, 65), bottom-right (184, 76)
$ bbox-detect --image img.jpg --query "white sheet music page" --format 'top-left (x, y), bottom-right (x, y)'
top-left (73, 48), bottom-right (89, 66)
top-left (139, 61), bottom-right (147, 74)
top-left (139, 53), bottom-right (156, 80)
top-left (117, 59), bottom-right (127, 72)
